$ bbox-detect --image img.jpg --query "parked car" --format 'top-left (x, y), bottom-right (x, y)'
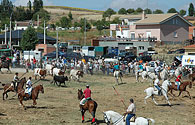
top-left (118, 52), bottom-right (137, 61)
top-left (101, 53), bottom-right (117, 59)
top-left (137, 55), bottom-right (152, 63)
top-left (175, 49), bottom-right (185, 54)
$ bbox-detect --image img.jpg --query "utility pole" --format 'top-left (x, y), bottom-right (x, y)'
top-left (44, 20), bottom-right (46, 44)
top-left (56, 27), bottom-right (59, 60)
top-left (5, 24), bottom-right (7, 45)
top-left (84, 18), bottom-right (86, 45)
top-left (37, 14), bottom-right (39, 27)
top-left (9, 14), bottom-right (12, 49)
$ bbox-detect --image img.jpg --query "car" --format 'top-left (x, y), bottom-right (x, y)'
top-left (175, 49), bottom-right (185, 54)
top-left (101, 53), bottom-right (117, 59)
top-left (118, 52), bottom-right (137, 61)
top-left (137, 55), bottom-right (152, 63)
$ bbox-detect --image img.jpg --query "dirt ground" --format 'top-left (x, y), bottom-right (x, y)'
top-left (0, 70), bottom-right (195, 125)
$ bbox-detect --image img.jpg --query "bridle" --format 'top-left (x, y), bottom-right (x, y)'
top-left (104, 113), bottom-right (124, 125)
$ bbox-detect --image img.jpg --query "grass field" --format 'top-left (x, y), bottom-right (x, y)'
top-left (0, 70), bottom-right (195, 125)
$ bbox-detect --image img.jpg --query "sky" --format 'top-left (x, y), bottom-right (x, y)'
top-left (10, 0), bottom-right (195, 12)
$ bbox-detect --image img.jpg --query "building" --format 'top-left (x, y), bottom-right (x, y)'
top-left (189, 26), bottom-right (195, 40)
top-left (110, 12), bottom-right (193, 44)
top-left (184, 44), bottom-right (195, 55)
top-left (184, 16), bottom-right (195, 25)
top-left (0, 30), bottom-right (56, 49)
top-left (14, 20), bottom-right (41, 30)
top-left (35, 44), bottom-right (56, 56)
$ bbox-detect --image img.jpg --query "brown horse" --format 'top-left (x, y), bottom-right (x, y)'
top-left (2, 77), bottom-right (26, 100)
top-left (0, 60), bottom-right (11, 73)
top-left (77, 89), bottom-right (98, 124)
top-left (189, 73), bottom-right (195, 82)
top-left (18, 84), bottom-right (44, 110)
top-left (168, 81), bottom-right (192, 99)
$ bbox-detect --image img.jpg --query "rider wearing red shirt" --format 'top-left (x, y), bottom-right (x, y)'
top-left (80, 85), bottom-right (91, 105)
top-left (175, 72), bottom-right (182, 90)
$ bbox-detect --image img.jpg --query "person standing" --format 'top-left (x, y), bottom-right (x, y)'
top-left (123, 98), bottom-right (136, 125)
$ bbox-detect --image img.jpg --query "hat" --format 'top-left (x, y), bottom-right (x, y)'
top-left (86, 85), bottom-right (89, 87)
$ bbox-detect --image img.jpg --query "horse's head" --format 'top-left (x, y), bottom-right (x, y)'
top-left (77, 89), bottom-right (83, 100)
top-left (77, 71), bottom-right (84, 77)
top-left (103, 112), bottom-right (111, 125)
top-left (38, 84), bottom-right (44, 93)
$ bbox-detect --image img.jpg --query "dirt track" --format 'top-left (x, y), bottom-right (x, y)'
top-left (0, 71), bottom-right (195, 125)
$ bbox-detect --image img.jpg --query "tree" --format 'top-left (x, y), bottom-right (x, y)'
top-left (103, 8), bottom-right (116, 20)
top-left (153, 9), bottom-right (164, 14)
top-left (112, 17), bottom-right (121, 24)
top-left (20, 26), bottom-right (38, 50)
top-left (32, 9), bottom-right (50, 21)
top-left (0, 0), bottom-right (13, 20)
top-left (188, 3), bottom-right (194, 16)
top-left (33, 0), bottom-right (43, 13)
top-left (135, 8), bottom-right (143, 13)
top-left (127, 8), bottom-right (135, 14)
top-left (13, 6), bottom-right (27, 21)
top-left (179, 9), bottom-right (186, 17)
top-left (28, 0), bottom-right (32, 12)
top-left (96, 20), bottom-right (104, 34)
top-left (79, 18), bottom-right (91, 32)
top-left (68, 11), bottom-right (73, 20)
top-left (167, 8), bottom-right (177, 13)
top-left (60, 16), bottom-right (71, 28)
top-left (118, 8), bottom-right (127, 14)
top-left (145, 8), bottom-right (152, 14)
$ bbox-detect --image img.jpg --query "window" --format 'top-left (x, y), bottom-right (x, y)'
top-left (174, 32), bottom-right (178, 38)
top-left (173, 19), bottom-right (175, 24)
top-left (131, 32), bottom-right (135, 40)
top-left (139, 46), bottom-right (144, 50)
top-left (176, 19), bottom-right (178, 24)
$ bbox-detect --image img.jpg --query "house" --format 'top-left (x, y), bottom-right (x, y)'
top-left (14, 20), bottom-right (41, 30)
top-left (35, 44), bottom-right (56, 56)
top-left (110, 12), bottom-right (193, 44)
top-left (189, 26), bottom-right (195, 40)
top-left (184, 44), bottom-right (195, 55)
top-left (0, 30), bottom-right (56, 49)
top-left (184, 16), bottom-right (195, 25)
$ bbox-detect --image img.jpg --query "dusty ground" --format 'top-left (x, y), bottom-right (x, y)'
top-left (0, 70), bottom-right (195, 125)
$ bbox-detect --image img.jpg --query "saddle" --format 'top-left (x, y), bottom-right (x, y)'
top-left (123, 115), bottom-right (136, 122)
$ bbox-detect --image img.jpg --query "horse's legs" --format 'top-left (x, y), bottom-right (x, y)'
top-left (177, 91), bottom-right (182, 97)
top-left (163, 93), bottom-right (171, 106)
top-left (33, 99), bottom-right (37, 106)
top-left (120, 76), bottom-right (123, 83)
top-left (81, 110), bottom-right (86, 123)
top-left (19, 96), bottom-right (26, 110)
top-left (115, 77), bottom-right (119, 85)
top-left (2, 92), bottom-right (5, 100)
top-left (144, 95), bottom-right (150, 104)
top-left (91, 111), bottom-right (96, 123)
top-left (170, 89), bottom-right (176, 96)
top-left (151, 95), bottom-right (158, 105)
top-left (6, 93), bottom-right (8, 99)
top-left (183, 90), bottom-right (191, 99)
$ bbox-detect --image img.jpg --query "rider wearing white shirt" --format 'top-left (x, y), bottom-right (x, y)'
top-left (25, 77), bottom-right (33, 95)
top-left (154, 78), bottom-right (161, 95)
top-left (124, 98), bottom-right (136, 125)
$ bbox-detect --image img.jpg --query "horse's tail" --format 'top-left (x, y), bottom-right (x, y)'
top-left (147, 118), bottom-right (155, 125)
top-left (93, 101), bottom-right (98, 113)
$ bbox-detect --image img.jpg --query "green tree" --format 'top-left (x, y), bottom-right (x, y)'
top-left (145, 8), bottom-right (152, 14)
top-left (79, 18), bottom-right (91, 32)
top-left (13, 6), bottom-right (27, 21)
top-left (118, 8), bottom-right (127, 14)
top-left (20, 26), bottom-right (38, 50)
top-left (60, 16), bottom-right (71, 28)
top-left (33, 0), bottom-right (43, 13)
top-left (135, 8), bottom-right (143, 13)
top-left (96, 20), bottom-right (104, 34)
top-left (68, 11), bottom-right (73, 20)
top-left (0, 0), bottom-right (13, 20)
top-left (32, 9), bottom-right (50, 21)
top-left (188, 3), bottom-right (194, 16)
top-left (179, 9), bottom-right (186, 17)
top-left (112, 17), bottom-right (121, 24)
top-left (28, 0), bottom-right (32, 12)
top-left (167, 8), bottom-right (177, 13)
top-left (103, 8), bottom-right (116, 20)
top-left (153, 9), bottom-right (164, 14)
top-left (127, 8), bottom-right (135, 14)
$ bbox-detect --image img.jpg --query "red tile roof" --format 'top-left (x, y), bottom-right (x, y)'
top-left (184, 44), bottom-right (195, 48)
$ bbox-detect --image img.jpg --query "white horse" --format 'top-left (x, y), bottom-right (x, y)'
top-left (103, 110), bottom-right (155, 125)
top-left (144, 80), bottom-right (172, 106)
top-left (160, 68), bottom-right (169, 81)
top-left (114, 70), bottom-right (123, 85)
top-left (175, 66), bottom-right (182, 78)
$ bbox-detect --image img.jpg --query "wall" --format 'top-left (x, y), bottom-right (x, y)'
top-left (189, 26), bottom-right (195, 39)
top-left (185, 49), bottom-right (195, 55)
top-left (35, 44), bottom-right (56, 56)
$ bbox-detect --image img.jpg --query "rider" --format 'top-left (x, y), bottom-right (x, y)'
top-left (80, 85), bottom-right (91, 106)
top-left (154, 78), bottom-right (161, 95)
top-left (114, 62), bottom-right (119, 71)
top-left (123, 98), bottom-right (136, 125)
top-left (13, 72), bottom-right (19, 91)
top-left (175, 72), bottom-right (182, 90)
top-left (25, 77), bottom-right (33, 96)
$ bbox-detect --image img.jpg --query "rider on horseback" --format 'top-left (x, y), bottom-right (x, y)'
top-left (114, 62), bottom-right (119, 71)
top-left (25, 77), bottom-right (33, 96)
top-left (13, 72), bottom-right (19, 91)
top-left (175, 72), bottom-right (182, 90)
top-left (123, 98), bottom-right (136, 125)
top-left (80, 85), bottom-right (91, 106)
top-left (154, 78), bottom-right (161, 95)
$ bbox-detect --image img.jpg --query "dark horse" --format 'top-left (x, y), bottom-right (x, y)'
top-left (2, 77), bottom-right (26, 100)
top-left (18, 84), bottom-right (44, 110)
top-left (168, 81), bottom-right (192, 99)
top-left (78, 89), bottom-right (98, 124)
top-left (189, 73), bottom-right (195, 82)
top-left (0, 60), bottom-right (11, 73)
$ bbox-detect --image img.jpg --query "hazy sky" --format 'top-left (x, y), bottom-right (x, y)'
top-left (10, 0), bottom-right (195, 12)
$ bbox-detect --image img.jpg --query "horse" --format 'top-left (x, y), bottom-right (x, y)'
top-left (136, 71), bottom-right (157, 84)
top-left (160, 68), bottom-right (169, 81)
top-left (168, 81), bottom-right (192, 99)
top-left (2, 77), bottom-right (26, 100)
top-left (114, 70), bottom-right (123, 85)
top-left (0, 60), bottom-right (11, 73)
top-left (77, 89), bottom-right (98, 124)
top-left (189, 73), bottom-right (195, 82)
top-left (144, 80), bottom-right (172, 106)
top-left (174, 66), bottom-right (182, 78)
top-left (18, 84), bottom-right (44, 110)
top-left (103, 110), bottom-right (155, 125)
